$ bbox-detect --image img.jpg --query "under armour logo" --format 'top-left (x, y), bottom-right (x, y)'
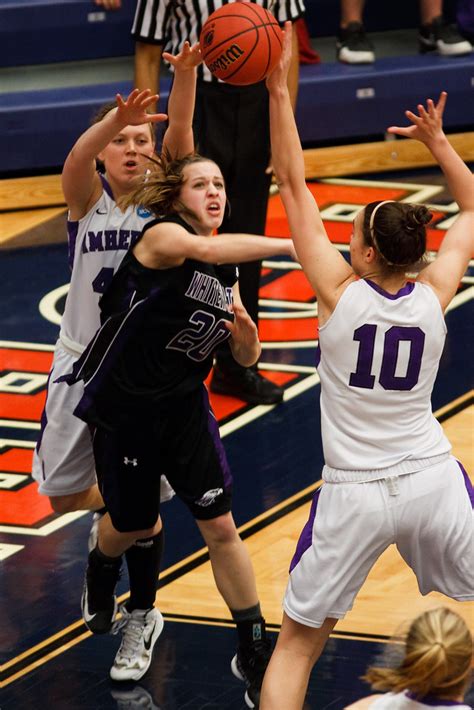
top-left (123, 457), bottom-right (138, 466)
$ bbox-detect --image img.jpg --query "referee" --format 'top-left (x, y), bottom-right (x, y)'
top-left (132, 0), bottom-right (306, 406)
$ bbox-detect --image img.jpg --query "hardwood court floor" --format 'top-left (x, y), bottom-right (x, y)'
top-left (0, 159), bottom-right (473, 709)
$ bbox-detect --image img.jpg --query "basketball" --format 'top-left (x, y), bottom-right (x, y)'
top-left (199, 3), bottom-right (283, 86)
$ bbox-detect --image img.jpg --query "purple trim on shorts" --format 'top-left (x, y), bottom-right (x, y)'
top-left (289, 487), bottom-right (322, 573)
top-left (456, 460), bottom-right (474, 508)
top-left (35, 370), bottom-right (52, 453)
top-left (202, 385), bottom-right (233, 492)
top-left (365, 279), bottom-right (415, 300)
top-left (67, 221), bottom-right (79, 270)
top-left (406, 691), bottom-right (466, 706)
top-left (99, 173), bottom-right (114, 199)
top-left (315, 343), bottom-right (321, 368)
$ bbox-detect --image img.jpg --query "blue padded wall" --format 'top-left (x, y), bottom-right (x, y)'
top-left (295, 54), bottom-right (474, 144)
top-left (0, 0), bottom-right (135, 67)
top-left (1, 54), bottom-right (473, 174)
top-left (1, 79), bottom-right (170, 173)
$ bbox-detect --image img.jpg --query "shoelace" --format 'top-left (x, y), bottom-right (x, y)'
top-left (112, 609), bottom-right (149, 660)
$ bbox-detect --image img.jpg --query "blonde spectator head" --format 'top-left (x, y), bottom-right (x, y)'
top-left (363, 608), bottom-right (473, 700)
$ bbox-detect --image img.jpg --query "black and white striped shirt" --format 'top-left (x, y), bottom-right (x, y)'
top-left (132, 0), bottom-right (306, 82)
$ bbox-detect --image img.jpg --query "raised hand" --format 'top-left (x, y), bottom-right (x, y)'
top-left (163, 41), bottom-right (203, 71)
top-left (115, 88), bottom-right (167, 126)
top-left (266, 21), bottom-right (292, 92)
top-left (387, 92), bottom-right (447, 145)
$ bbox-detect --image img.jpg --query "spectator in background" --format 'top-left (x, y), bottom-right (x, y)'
top-left (344, 607), bottom-right (473, 709)
top-left (337, 0), bottom-right (472, 63)
top-left (131, 0), bottom-right (305, 406)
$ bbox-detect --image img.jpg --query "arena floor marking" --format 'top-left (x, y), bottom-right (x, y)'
top-left (3, 394), bottom-right (472, 689)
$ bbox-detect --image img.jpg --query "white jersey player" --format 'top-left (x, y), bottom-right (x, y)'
top-left (346, 608), bottom-right (473, 710)
top-left (350, 694), bottom-right (472, 710)
top-left (261, 25), bottom-right (474, 710)
top-left (33, 44), bottom-right (201, 515)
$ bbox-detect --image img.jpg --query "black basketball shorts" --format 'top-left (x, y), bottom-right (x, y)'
top-left (93, 385), bottom-right (233, 532)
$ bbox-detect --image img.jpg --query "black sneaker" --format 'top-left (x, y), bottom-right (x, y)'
top-left (231, 638), bottom-right (272, 708)
top-left (336, 22), bottom-right (375, 64)
top-left (81, 549), bottom-right (121, 634)
top-left (419, 16), bottom-right (473, 56)
top-left (210, 367), bottom-right (284, 406)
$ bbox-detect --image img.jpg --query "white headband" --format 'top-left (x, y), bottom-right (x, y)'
top-left (369, 200), bottom-right (396, 265)
top-left (369, 200), bottom-right (394, 239)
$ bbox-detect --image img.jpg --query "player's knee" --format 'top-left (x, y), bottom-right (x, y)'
top-left (115, 515), bottom-right (162, 540)
top-left (201, 513), bottom-right (238, 547)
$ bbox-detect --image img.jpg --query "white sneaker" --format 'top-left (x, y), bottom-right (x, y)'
top-left (110, 605), bottom-right (164, 681)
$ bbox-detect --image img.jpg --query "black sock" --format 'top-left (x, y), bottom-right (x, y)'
top-left (90, 545), bottom-right (121, 567)
top-left (125, 529), bottom-right (164, 611)
top-left (231, 603), bottom-right (266, 647)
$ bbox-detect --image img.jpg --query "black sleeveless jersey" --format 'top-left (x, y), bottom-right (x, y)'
top-left (64, 215), bottom-right (238, 426)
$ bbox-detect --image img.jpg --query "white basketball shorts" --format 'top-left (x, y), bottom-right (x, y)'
top-left (32, 342), bottom-right (175, 502)
top-left (284, 456), bottom-right (473, 628)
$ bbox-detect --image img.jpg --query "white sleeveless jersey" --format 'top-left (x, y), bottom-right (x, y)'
top-left (60, 174), bottom-right (153, 348)
top-left (317, 279), bottom-right (450, 475)
top-left (369, 691), bottom-right (471, 709)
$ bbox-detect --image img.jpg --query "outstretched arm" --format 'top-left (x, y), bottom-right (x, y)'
top-left (134, 223), bottom-right (296, 269)
top-left (62, 89), bottom-right (166, 219)
top-left (388, 94), bottom-right (474, 310)
top-left (266, 24), bottom-right (353, 319)
top-left (162, 42), bottom-right (202, 158)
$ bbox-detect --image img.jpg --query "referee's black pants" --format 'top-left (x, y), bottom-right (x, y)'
top-left (193, 79), bottom-right (272, 374)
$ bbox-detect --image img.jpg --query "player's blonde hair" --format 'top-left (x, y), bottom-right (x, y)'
top-left (363, 608), bottom-right (473, 700)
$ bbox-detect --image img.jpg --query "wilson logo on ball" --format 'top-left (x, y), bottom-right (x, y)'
top-left (208, 44), bottom-right (245, 74)
top-left (199, 3), bottom-right (282, 86)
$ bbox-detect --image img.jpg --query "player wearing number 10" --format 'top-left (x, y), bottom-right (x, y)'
top-left (260, 24), bottom-right (474, 710)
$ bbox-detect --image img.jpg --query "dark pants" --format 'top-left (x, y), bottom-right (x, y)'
top-left (193, 79), bottom-right (272, 373)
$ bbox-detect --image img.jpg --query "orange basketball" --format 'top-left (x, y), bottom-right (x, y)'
top-left (199, 3), bottom-right (283, 86)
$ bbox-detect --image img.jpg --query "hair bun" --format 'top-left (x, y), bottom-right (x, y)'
top-left (406, 205), bottom-right (432, 230)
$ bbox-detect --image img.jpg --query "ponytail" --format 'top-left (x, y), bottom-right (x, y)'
top-left (363, 608), bottom-right (472, 700)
